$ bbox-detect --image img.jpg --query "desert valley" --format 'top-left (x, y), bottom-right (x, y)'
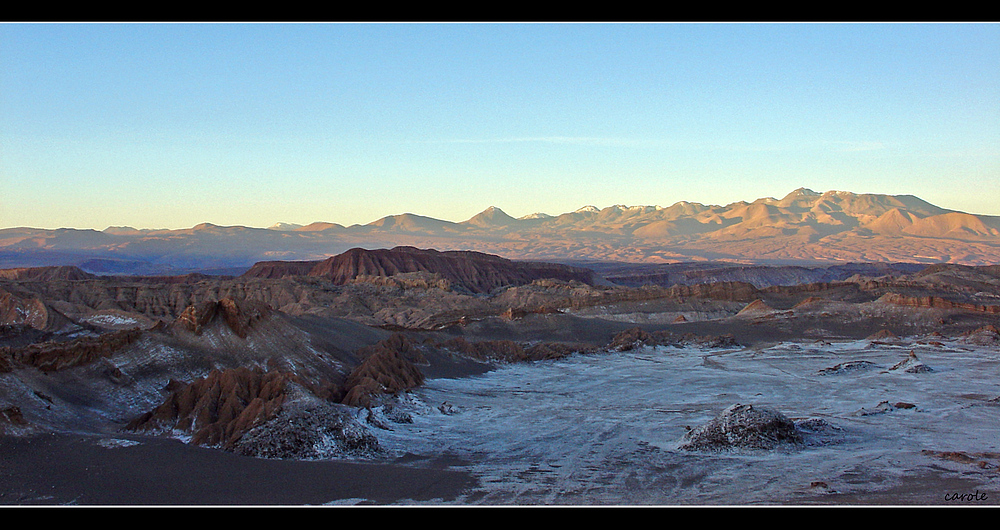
top-left (1, 188), bottom-right (1000, 505)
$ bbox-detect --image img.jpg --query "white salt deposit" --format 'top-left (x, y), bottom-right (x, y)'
top-left (370, 340), bottom-right (1000, 505)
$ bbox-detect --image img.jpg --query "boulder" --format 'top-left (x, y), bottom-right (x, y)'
top-left (889, 351), bottom-right (933, 373)
top-left (679, 403), bottom-right (803, 451)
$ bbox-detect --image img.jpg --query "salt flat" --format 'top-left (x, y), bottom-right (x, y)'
top-left (370, 339), bottom-right (1000, 505)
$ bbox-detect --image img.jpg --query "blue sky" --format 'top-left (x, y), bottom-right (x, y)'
top-left (2, 22), bottom-right (998, 229)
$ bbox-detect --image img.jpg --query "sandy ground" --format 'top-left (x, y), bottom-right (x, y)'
top-left (0, 432), bottom-right (476, 506)
top-left (4, 308), bottom-right (1000, 507)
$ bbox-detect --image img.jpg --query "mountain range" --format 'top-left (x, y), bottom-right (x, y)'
top-left (3, 188), bottom-right (1000, 274)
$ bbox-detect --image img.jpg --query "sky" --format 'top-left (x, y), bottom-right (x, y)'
top-left (2, 22), bottom-right (998, 230)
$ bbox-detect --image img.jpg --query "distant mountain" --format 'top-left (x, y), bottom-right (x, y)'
top-left (3, 189), bottom-right (1000, 272)
top-left (463, 206), bottom-right (517, 228)
top-left (268, 222), bottom-right (303, 231)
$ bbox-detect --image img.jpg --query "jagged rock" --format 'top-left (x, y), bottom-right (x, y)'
top-left (126, 367), bottom-right (302, 449)
top-left (231, 399), bottom-right (382, 460)
top-left (889, 351), bottom-right (933, 373)
top-left (679, 403), bottom-right (803, 451)
top-left (171, 298), bottom-right (271, 338)
top-left (354, 333), bottom-right (427, 365)
top-left (341, 334), bottom-right (425, 408)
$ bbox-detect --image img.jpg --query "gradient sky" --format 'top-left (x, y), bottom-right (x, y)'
top-left (2, 22), bottom-right (998, 230)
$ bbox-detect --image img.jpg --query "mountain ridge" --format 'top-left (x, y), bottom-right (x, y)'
top-left (4, 189), bottom-right (1000, 272)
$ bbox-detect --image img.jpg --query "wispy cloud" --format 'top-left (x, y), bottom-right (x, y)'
top-left (423, 136), bottom-right (658, 147)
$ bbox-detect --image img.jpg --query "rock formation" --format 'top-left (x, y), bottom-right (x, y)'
top-left (170, 298), bottom-right (271, 338)
top-left (679, 403), bottom-right (803, 451)
top-left (302, 246), bottom-right (601, 294)
top-left (340, 334), bottom-right (426, 408)
top-left (126, 366), bottom-right (299, 449)
top-left (607, 327), bottom-right (738, 351)
top-left (889, 351), bottom-right (934, 373)
top-left (231, 398), bottom-right (382, 460)
top-left (440, 336), bottom-right (593, 363)
top-left (877, 292), bottom-right (1000, 314)
top-left (0, 328), bottom-right (142, 373)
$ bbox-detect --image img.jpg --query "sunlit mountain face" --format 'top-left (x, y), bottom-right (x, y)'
top-left (3, 189), bottom-right (1000, 275)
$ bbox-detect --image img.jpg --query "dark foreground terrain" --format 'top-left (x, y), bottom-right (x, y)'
top-left (1, 433), bottom-right (475, 505)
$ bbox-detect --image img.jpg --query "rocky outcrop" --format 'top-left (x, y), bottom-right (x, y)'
top-left (608, 327), bottom-right (739, 351)
top-left (877, 292), bottom-right (1000, 314)
top-left (126, 366), bottom-right (298, 449)
top-left (889, 351), bottom-right (934, 373)
top-left (240, 260), bottom-right (320, 280)
top-left (0, 287), bottom-right (77, 332)
top-left (961, 325), bottom-right (1000, 345)
top-left (679, 403), bottom-right (803, 451)
top-left (0, 328), bottom-right (142, 373)
top-left (231, 399), bottom-right (381, 460)
top-left (609, 327), bottom-right (659, 351)
top-left (340, 334), bottom-right (426, 408)
top-left (736, 299), bottom-right (776, 317)
top-left (170, 298), bottom-right (271, 338)
top-left (308, 246), bottom-right (600, 294)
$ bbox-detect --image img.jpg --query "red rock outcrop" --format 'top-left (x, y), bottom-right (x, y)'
top-left (340, 334), bottom-right (426, 408)
top-left (0, 287), bottom-right (75, 331)
top-left (126, 366), bottom-right (297, 449)
top-left (736, 299), bottom-right (776, 317)
top-left (0, 328), bottom-right (142, 373)
top-left (240, 260), bottom-right (320, 280)
top-left (877, 292), bottom-right (1000, 314)
top-left (296, 246), bottom-right (599, 294)
top-left (171, 298), bottom-right (271, 338)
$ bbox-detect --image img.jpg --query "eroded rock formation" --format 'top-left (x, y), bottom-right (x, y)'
top-left (170, 298), bottom-right (271, 338)
top-left (0, 328), bottom-right (142, 373)
top-left (308, 246), bottom-right (600, 294)
top-left (126, 366), bottom-right (298, 449)
top-left (340, 334), bottom-right (426, 408)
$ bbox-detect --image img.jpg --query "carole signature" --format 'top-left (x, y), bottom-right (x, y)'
top-left (944, 490), bottom-right (989, 503)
